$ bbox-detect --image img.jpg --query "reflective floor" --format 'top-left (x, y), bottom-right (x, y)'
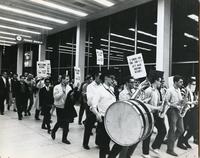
top-left (0, 106), bottom-right (198, 158)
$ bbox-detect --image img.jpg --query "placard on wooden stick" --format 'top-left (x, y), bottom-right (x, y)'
top-left (127, 53), bottom-right (147, 79)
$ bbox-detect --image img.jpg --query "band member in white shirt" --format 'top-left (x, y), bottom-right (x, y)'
top-left (82, 72), bottom-right (101, 150)
top-left (90, 71), bottom-right (116, 158)
top-left (51, 75), bottom-right (72, 144)
top-left (165, 75), bottom-right (184, 156)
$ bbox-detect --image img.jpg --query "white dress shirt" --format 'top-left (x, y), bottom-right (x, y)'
top-left (91, 83), bottom-right (116, 117)
top-left (86, 81), bottom-right (101, 107)
top-left (119, 86), bottom-right (133, 101)
top-left (53, 84), bottom-right (72, 109)
top-left (166, 86), bottom-right (182, 107)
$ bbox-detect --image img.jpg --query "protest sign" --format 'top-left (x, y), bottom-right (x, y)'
top-left (74, 67), bottom-right (81, 86)
top-left (127, 53), bottom-right (146, 79)
top-left (37, 61), bottom-right (48, 78)
top-left (96, 49), bottom-right (104, 65)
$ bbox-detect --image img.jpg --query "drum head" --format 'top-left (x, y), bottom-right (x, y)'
top-left (104, 101), bottom-right (144, 146)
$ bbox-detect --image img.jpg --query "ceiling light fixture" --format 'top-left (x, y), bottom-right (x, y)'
top-left (187, 14), bottom-right (199, 22)
top-left (0, 36), bottom-right (16, 41)
top-left (93, 0), bottom-right (114, 7)
top-left (24, 39), bottom-right (43, 44)
top-left (0, 40), bottom-right (17, 44)
top-left (0, 31), bottom-right (31, 38)
top-left (138, 40), bottom-right (156, 47)
top-left (0, 43), bottom-right (11, 46)
top-left (110, 33), bottom-right (156, 47)
top-left (0, 25), bottom-right (41, 34)
top-left (0, 17), bottom-right (53, 30)
top-left (30, 0), bottom-right (88, 17)
top-left (0, 4), bottom-right (68, 24)
top-left (101, 44), bottom-right (134, 52)
top-left (129, 28), bottom-right (157, 38)
top-left (110, 33), bottom-right (135, 41)
top-left (101, 38), bottom-right (151, 51)
top-left (184, 33), bottom-right (199, 41)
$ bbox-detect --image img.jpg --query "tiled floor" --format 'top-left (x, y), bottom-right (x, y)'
top-left (0, 106), bottom-right (198, 158)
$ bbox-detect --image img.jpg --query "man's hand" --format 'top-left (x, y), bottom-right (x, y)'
top-left (96, 113), bottom-right (102, 122)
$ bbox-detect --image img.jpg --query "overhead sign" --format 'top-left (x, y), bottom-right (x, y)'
top-left (96, 49), bottom-right (104, 65)
top-left (127, 53), bottom-right (146, 79)
top-left (74, 67), bottom-right (81, 86)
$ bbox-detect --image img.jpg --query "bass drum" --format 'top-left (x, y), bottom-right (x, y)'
top-left (104, 99), bottom-right (154, 146)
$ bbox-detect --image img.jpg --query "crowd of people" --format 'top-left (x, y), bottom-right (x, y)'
top-left (0, 70), bottom-right (198, 158)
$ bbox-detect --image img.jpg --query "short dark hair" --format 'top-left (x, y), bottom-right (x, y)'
top-left (61, 74), bottom-right (69, 80)
top-left (187, 76), bottom-right (196, 85)
top-left (148, 70), bottom-right (164, 84)
top-left (85, 74), bottom-right (92, 80)
top-left (19, 75), bottom-right (24, 79)
top-left (100, 70), bottom-right (113, 82)
top-left (173, 75), bottom-right (183, 83)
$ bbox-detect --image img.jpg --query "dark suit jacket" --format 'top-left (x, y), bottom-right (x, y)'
top-left (0, 77), bottom-right (8, 97)
top-left (15, 81), bottom-right (29, 105)
top-left (63, 88), bottom-right (78, 123)
top-left (39, 86), bottom-right (54, 113)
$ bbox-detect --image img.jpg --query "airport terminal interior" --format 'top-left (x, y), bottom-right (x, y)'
top-left (0, 0), bottom-right (199, 158)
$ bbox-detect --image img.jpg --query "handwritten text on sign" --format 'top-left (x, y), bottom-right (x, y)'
top-left (127, 53), bottom-right (146, 79)
top-left (74, 67), bottom-right (81, 86)
top-left (96, 49), bottom-right (104, 65)
top-left (37, 61), bottom-right (48, 78)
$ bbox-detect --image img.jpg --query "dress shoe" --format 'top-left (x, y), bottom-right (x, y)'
top-left (177, 143), bottom-right (187, 150)
top-left (51, 131), bottom-right (55, 140)
top-left (78, 122), bottom-right (82, 125)
top-left (83, 145), bottom-right (90, 150)
top-left (35, 117), bottom-right (40, 120)
top-left (184, 142), bottom-right (192, 148)
top-left (0, 112), bottom-right (4, 115)
top-left (166, 150), bottom-right (178, 156)
top-left (62, 139), bottom-right (71, 144)
top-left (18, 117), bottom-right (22, 120)
top-left (28, 112), bottom-right (31, 116)
top-left (13, 109), bottom-right (17, 112)
top-left (41, 126), bottom-right (48, 130)
top-left (47, 129), bottom-right (51, 134)
top-left (24, 113), bottom-right (28, 116)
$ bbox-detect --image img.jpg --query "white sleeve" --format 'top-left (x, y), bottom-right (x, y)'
top-left (87, 85), bottom-right (93, 106)
top-left (53, 86), bottom-right (63, 100)
top-left (90, 88), bottom-right (101, 109)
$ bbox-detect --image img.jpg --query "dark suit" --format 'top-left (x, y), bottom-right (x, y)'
top-left (15, 81), bottom-right (29, 119)
top-left (0, 76), bottom-right (9, 114)
top-left (39, 86), bottom-right (54, 131)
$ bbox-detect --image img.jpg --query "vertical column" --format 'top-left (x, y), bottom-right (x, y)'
top-left (75, 21), bottom-right (86, 83)
top-left (17, 44), bottom-right (23, 75)
top-left (38, 39), bottom-right (46, 61)
top-left (156, 0), bottom-right (172, 83)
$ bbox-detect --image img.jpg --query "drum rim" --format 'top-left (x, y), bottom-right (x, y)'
top-left (104, 100), bottom-right (144, 146)
top-left (134, 99), bottom-right (154, 139)
top-left (128, 99), bottom-right (148, 141)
